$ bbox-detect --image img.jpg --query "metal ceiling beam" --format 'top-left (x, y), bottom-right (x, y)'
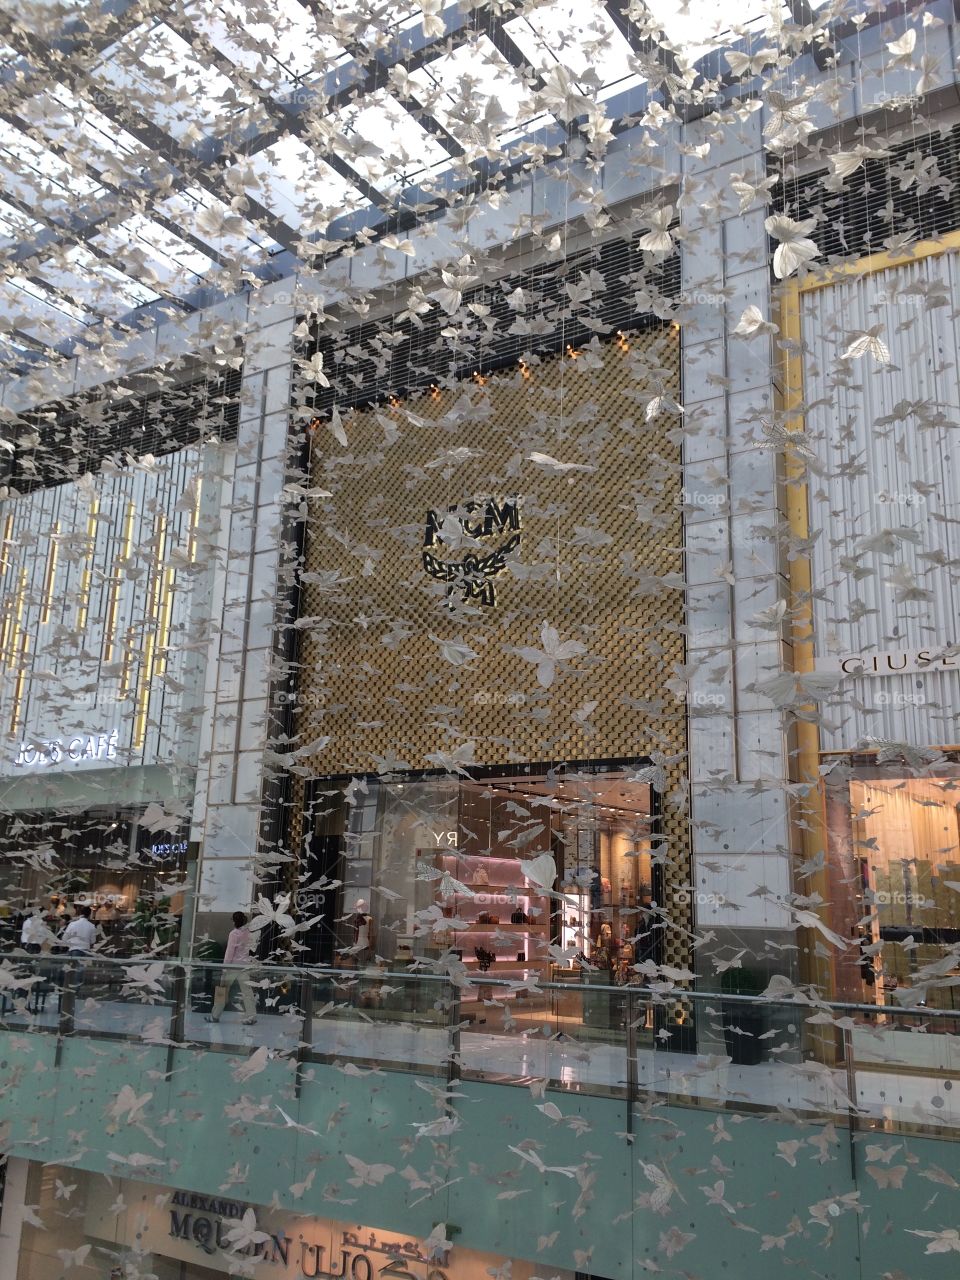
top-left (0, 69), bottom-right (290, 302)
top-left (389, 85), bottom-right (467, 160)
top-left (23, 0), bottom-right (148, 60)
top-left (0, 0), bottom-right (519, 283)
top-left (190, 2), bottom-right (521, 166)
top-left (0, 321), bottom-right (54, 355)
top-left (477, 11), bottom-right (548, 93)
top-left (290, 1), bottom-right (466, 157)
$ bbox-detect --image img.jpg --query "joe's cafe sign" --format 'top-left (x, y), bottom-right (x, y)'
top-left (84, 1179), bottom-right (560, 1280)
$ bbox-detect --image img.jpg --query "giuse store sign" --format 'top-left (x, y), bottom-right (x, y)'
top-left (816, 648), bottom-right (959, 675)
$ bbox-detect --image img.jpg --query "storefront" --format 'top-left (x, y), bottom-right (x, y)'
top-left (0, 431), bottom-right (229, 961)
top-left (290, 330), bottom-right (692, 999)
top-left (300, 764), bottom-right (660, 987)
top-left (10, 1165), bottom-right (570, 1280)
top-left (823, 756), bottom-right (960, 1009)
top-left (0, 807), bottom-right (190, 955)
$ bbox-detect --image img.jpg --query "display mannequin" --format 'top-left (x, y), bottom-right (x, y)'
top-left (352, 899), bottom-right (376, 964)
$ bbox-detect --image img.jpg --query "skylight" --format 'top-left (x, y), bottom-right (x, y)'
top-left (0, 118), bottom-right (104, 209)
top-left (324, 90), bottom-right (454, 192)
top-left (39, 85), bottom-right (145, 162)
top-left (156, 187), bottom-right (282, 261)
top-left (91, 215), bottom-right (220, 297)
top-left (91, 23), bottom-right (267, 146)
top-left (185, 0), bottom-right (351, 95)
top-left (504, 2), bottom-right (642, 100)
top-left (228, 135), bottom-right (369, 234)
top-left (643, 0), bottom-right (794, 63)
top-left (408, 36), bottom-right (547, 153)
top-left (35, 246), bottom-right (160, 317)
top-left (1, 274), bottom-right (100, 335)
top-left (0, 198), bottom-right (44, 241)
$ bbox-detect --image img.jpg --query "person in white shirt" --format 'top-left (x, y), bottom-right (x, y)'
top-left (205, 911), bottom-right (257, 1024)
top-left (61, 906), bottom-right (97, 955)
top-left (20, 907), bottom-right (50, 953)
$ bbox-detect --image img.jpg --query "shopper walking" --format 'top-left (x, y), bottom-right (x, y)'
top-left (205, 911), bottom-right (257, 1024)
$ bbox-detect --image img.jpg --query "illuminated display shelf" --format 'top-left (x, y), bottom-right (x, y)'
top-left (456, 885), bottom-right (535, 894)
top-left (460, 923), bottom-right (546, 931)
top-left (424, 848), bottom-right (553, 983)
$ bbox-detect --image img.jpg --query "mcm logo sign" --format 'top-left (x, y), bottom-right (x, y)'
top-left (422, 498), bottom-right (521, 607)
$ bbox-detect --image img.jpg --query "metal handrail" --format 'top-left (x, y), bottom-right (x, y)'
top-left (1, 951), bottom-right (957, 1018)
top-left (1, 952), bottom-right (958, 1143)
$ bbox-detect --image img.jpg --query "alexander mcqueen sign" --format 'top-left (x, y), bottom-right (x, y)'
top-left (84, 1178), bottom-right (562, 1280)
top-left (422, 498), bottom-right (521, 607)
top-left (168, 1191), bottom-right (450, 1280)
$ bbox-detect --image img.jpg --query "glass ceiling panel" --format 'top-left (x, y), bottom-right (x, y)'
top-left (37, 85), bottom-right (146, 160)
top-left (323, 0), bottom-right (421, 50)
top-left (504, 2), bottom-right (642, 99)
top-left (35, 246), bottom-right (160, 317)
top-left (91, 214), bottom-right (219, 297)
top-left (0, 197), bottom-right (44, 240)
top-left (155, 186), bottom-right (282, 261)
top-left (324, 90), bottom-right (453, 191)
top-left (0, 119), bottom-right (103, 208)
top-left (408, 36), bottom-right (549, 153)
top-left (91, 22), bottom-right (267, 145)
top-left (228, 134), bottom-right (369, 234)
top-left (643, 1), bottom-right (794, 63)
top-left (1, 274), bottom-right (99, 334)
top-left (185, 0), bottom-right (351, 93)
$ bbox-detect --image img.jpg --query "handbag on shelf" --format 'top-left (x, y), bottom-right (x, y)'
top-left (471, 863), bottom-right (490, 886)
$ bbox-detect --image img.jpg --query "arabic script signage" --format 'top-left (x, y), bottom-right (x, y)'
top-left (84, 1177), bottom-right (564, 1280)
top-left (168, 1193), bottom-right (448, 1280)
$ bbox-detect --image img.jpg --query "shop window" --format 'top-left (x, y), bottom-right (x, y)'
top-left (0, 809), bottom-right (190, 956)
top-left (824, 763), bottom-right (960, 1009)
top-left (300, 763), bottom-right (659, 1015)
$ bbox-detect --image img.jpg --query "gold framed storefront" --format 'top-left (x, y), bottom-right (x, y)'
top-left (781, 236), bottom-right (960, 998)
top-left (290, 330), bottom-right (692, 978)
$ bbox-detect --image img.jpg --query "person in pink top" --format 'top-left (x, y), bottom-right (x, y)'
top-left (205, 911), bottom-right (257, 1024)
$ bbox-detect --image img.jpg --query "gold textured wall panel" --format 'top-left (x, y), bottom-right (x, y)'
top-left (296, 330), bottom-right (685, 776)
top-left (294, 329), bottom-right (691, 959)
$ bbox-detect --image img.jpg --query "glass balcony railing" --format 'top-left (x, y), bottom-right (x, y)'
top-left (1, 954), bottom-right (958, 1138)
